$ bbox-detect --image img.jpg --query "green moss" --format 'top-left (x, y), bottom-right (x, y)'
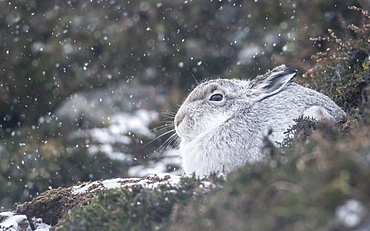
top-left (58, 177), bottom-right (208, 231)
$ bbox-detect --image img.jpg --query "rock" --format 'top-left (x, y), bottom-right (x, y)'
top-left (14, 174), bottom-right (182, 229)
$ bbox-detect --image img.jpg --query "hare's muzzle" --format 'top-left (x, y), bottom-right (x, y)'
top-left (174, 111), bottom-right (184, 128)
top-left (175, 120), bottom-right (181, 127)
top-left (174, 117), bottom-right (183, 131)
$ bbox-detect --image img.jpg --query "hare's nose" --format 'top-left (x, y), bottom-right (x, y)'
top-left (174, 113), bottom-right (184, 127)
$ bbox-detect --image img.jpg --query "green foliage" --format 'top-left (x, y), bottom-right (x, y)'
top-left (58, 177), bottom-right (207, 231)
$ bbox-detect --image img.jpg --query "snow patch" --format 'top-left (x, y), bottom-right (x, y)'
top-left (0, 212), bottom-right (30, 231)
top-left (72, 174), bottom-right (182, 195)
top-left (31, 217), bottom-right (50, 231)
top-left (0, 211), bottom-right (50, 231)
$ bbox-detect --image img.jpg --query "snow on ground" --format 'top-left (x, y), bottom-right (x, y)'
top-left (0, 211), bottom-right (50, 231)
top-left (0, 174), bottom-right (189, 231)
top-left (31, 218), bottom-right (50, 231)
top-left (72, 173), bottom-right (182, 195)
top-left (0, 212), bottom-right (29, 231)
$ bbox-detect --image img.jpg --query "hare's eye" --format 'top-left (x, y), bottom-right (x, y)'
top-left (209, 93), bottom-right (223, 101)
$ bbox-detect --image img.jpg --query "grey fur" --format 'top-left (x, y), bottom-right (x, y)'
top-left (174, 65), bottom-right (346, 177)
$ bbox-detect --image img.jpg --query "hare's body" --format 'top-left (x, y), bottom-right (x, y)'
top-left (175, 65), bottom-right (345, 177)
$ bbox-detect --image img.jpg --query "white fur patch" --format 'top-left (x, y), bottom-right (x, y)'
top-left (303, 106), bottom-right (335, 122)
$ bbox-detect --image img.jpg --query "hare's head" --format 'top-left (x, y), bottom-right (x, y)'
top-left (174, 65), bottom-right (297, 142)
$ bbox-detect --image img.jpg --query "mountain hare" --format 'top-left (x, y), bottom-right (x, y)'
top-left (174, 65), bottom-right (345, 177)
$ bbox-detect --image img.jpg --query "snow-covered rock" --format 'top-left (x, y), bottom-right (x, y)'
top-left (5, 174), bottom-right (198, 231)
top-left (71, 174), bottom-right (182, 195)
top-left (0, 211), bottom-right (50, 231)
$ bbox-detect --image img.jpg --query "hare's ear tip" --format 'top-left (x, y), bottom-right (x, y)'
top-left (286, 67), bottom-right (298, 75)
top-left (276, 64), bottom-right (298, 77)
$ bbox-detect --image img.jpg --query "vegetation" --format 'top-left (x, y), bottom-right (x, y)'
top-left (305, 6), bottom-right (370, 113)
top-left (58, 177), bottom-right (210, 230)
top-left (58, 5), bottom-right (370, 231)
top-left (1, 0), bottom-right (370, 230)
top-left (1, 0), bottom-right (363, 211)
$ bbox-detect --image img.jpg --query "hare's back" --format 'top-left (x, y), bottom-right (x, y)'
top-left (284, 83), bottom-right (345, 120)
top-left (249, 83), bottom-right (345, 142)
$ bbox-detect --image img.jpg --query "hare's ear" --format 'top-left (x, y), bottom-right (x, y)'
top-left (251, 65), bottom-right (297, 101)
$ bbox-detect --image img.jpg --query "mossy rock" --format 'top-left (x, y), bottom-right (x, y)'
top-left (13, 174), bottom-right (213, 230)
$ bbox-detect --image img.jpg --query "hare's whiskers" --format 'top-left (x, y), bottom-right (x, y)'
top-left (149, 131), bottom-right (179, 158)
top-left (151, 123), bottom-right (174, 133)
top-left (142, 128), bottom-right (175, 149)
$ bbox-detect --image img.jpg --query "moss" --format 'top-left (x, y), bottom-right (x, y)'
top-left (57, 177), bottom-right (209, 231)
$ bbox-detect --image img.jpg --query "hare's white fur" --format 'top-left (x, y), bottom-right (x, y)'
top-left (174, 65), bottom-right (346, 177)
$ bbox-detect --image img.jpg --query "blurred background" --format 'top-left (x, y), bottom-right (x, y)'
top-left (0, 0), bottom-right (366, 211)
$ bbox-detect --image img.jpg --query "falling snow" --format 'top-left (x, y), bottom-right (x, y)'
top-left (0, 0), bottom-right (366, 230)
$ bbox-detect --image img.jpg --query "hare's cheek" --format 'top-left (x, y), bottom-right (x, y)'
top-left (203, 113), bottom-right (228, 130)
top-left (185, 118), bottom-right (197, 133)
